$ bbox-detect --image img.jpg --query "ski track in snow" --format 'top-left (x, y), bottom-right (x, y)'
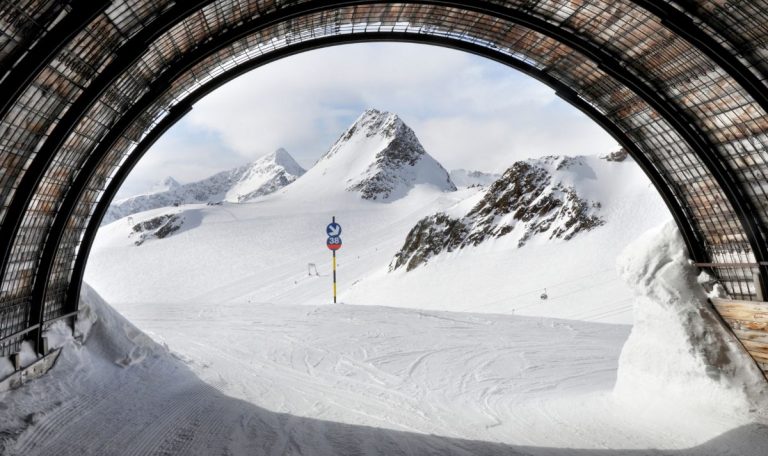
top-left (4, 296), bottom-right (768, 455)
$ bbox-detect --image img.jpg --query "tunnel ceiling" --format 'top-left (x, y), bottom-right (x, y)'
top-left (1, 0), bottom-right (768, 374)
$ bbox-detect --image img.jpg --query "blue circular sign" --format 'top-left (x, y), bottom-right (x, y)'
top-left (326, 222), bottom-right (342, 237)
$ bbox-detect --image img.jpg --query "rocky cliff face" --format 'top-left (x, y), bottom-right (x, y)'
top-left (129, 214), bottom-right (184, 246)
top-left (601, 148), bottom-right (629, 162)
top-left (391, 157), bottom-right (605, 271)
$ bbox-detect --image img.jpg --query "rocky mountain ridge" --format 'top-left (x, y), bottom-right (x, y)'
top-left (390, 156), bottom-right (606, 271)
top-left (103, 148), bottom-right (305, 225)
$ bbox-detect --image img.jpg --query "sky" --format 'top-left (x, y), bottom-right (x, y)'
top-left (116, 43), bottom-right (618, 198)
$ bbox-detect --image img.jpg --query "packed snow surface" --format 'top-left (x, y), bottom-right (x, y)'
top-left (2, 273), bottom-right (767, 455)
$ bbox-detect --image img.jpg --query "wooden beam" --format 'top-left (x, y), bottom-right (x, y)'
top-left (712, 298), bottom-right (768, 375)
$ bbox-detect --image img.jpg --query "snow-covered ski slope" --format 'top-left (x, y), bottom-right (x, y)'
top-left (87, 153), bottom-right (669, 324)
top-left (2, 276), bottom-right (767, 456)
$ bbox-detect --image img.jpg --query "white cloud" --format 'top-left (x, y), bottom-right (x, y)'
top-left (120, 42), bottom-right (617, 196)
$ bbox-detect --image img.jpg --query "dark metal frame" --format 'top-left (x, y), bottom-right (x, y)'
top-left (633, 0), bottom-right (768, 111)
top-left (663, 0), bottom-right (768, 85)
top-left (5, 2), bottom-right (768, 287)
top-left (0, 0), bottom-right (216, 288)
top-left (0, 0), bottom-right (110, 121)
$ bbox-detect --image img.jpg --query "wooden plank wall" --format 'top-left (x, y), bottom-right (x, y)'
top-left (711, 298), bottom-right (768, 376)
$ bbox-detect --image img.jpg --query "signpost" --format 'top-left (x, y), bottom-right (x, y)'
top-left (326, 217), bottom-right (342, 303)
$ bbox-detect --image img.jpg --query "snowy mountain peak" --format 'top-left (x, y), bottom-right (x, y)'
top-left (354, 108), bottom-right (405, 138)
top-left (267, 147), bottom-right (305, 176)
top-left (150, 176), bottom-right (181, 194)
top-left (225, 148), bottom-right (306, 202)
top-left (323, 109), bottom-right (406, 160)
top-left (296, 109), bottom-right (455, 201)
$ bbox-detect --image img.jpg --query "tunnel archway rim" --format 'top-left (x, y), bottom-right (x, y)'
top-left (62, 34), bottom-right (706, 319)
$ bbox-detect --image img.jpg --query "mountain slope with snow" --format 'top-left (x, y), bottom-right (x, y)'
top-left (103, 149), bottom-right (305, 224)
top-left (88, 147), bottom-right (671, 324)
top-left (280, 109), bottom-right (455, 201)
top-left (342, 153), bottom-right (673, 322)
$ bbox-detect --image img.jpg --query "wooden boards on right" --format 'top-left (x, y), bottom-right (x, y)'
top-left (711, 298), bottom-right (768, 375)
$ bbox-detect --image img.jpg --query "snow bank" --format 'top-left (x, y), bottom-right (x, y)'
top-left (0, 355), bottom-right (14, 378)
top-left (36, 283), bottom-right (169, 374)
top-left (76, 283), bottom-right (169, 367)
top-left (614, 221), bottom-right (768, 412)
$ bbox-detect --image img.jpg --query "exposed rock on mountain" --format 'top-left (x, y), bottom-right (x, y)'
top-left (391, 156), bottom-right (605, 271)
top-left (130, 214), bottom-right (184, 246)
top-left (103, 149), bottom-right (305, 224)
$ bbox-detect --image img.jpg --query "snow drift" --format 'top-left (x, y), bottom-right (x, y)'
top-left (614, 221), bottom-right (768, 412)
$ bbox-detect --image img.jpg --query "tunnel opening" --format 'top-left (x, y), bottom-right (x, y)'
top-left (2, 1), bottom-right (768, 453)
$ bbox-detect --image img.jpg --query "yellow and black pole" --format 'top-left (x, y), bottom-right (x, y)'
top-left (326, 216), bottom-right (342, 304)
top-left (332, 249), bottom-right (337, 304)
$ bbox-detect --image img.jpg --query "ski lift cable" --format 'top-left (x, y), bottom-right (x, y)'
top-left (482, 267), bottom-right (617, 306)
top-left (569, 297), bottom-right (635, 319)
top-left (507, 275), bottom-right (622, 311)
top-left (534, 277), bottom-right (622, 303)
top-left (586, 304), bottom-right (635, 322)
top-left (564, 297), bottom-right (634, 320)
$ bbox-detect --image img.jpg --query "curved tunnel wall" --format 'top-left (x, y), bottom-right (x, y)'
top-left (0, 1), bottom-right (767, 376)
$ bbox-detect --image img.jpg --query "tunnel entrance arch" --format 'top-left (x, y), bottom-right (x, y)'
top-left (1, 0), bottom-right (767, 378)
